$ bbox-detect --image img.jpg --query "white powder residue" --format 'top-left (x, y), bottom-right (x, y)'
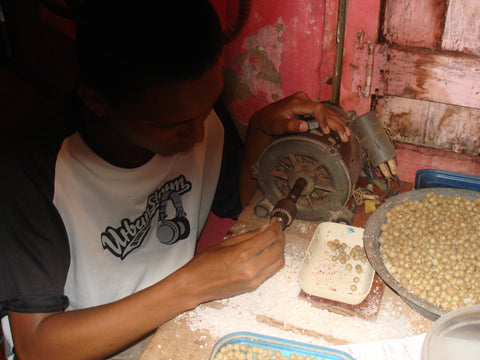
top-left (181, 237), bottom-right (424, 347)
top-left (309, 243), bottom-right (370, 296)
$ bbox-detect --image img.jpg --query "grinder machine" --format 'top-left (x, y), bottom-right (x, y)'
top-left (251, 103), bottom-right (398, 229)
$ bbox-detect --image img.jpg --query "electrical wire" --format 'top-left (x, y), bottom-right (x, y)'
top-left (392, 175), bottom-right (401, 195)
top-left (223, 0), bottom-right (253, 43)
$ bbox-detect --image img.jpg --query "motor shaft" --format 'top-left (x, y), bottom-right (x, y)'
top-left (270, 177), bottom-right (307, 230)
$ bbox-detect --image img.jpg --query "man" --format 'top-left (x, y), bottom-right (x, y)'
top-left (0, 1), bottom-right (350, 359)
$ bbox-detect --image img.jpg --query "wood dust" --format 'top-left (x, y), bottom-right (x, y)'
top-left (180, 231), bottom-right (429, 347)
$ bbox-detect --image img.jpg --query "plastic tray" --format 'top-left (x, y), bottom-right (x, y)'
top-left (415, 169), bottom-right (480, 191)
top-left (298, 222), bottom-right (375, 305)
top-left (209, 332), bottom-right (355, 360)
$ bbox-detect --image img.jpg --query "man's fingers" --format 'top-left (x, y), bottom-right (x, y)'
top-left (312, 103), bottom-right (351, 142)
top-left (277, 94), bottom-right (351, 142)
top-left (219, 220), bottom-right (283, 253)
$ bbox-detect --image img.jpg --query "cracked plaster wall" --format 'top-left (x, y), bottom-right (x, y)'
top-left (213, 0), bottom-right (329, 126)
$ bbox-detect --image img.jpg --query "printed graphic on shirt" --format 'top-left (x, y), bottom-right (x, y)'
top-left (101, 175), bottom-right (192, 259)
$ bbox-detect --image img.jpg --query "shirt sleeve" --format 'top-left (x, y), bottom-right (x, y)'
top-left (211, 100), bottom-right (244, 219)
top-left (0, 129), bottom-right (71, 317)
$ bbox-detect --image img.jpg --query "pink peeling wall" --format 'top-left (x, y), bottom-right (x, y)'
top-left (211, 0), bottom-right (381, 123)
top-left (212, 0), bottom-right (480, 183)
top-left (212, 0), bottom-right (332, 125)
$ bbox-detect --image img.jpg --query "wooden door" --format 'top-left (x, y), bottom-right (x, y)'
top-left (347, 0), bottom-right (480, 160)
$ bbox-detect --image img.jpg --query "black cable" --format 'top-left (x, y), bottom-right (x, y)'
top-left (392, 175), bottom-right (401, 195)
top-left (223, 0), bottom-right (253, 43)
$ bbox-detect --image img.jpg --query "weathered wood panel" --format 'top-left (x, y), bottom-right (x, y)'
top-left (384, 47), bottom-right (480, 109)
top-left (442, 0), bottom-right (480, 55)
top-left (394, 143), bottom-right (480, 183)
top-left (344, 0), bottom-right (480, 177)
top-left (383, 0), bottom-right (448, 49)
top-left (376, 96), bottom-right (480, 156)
top-left (339, 0), bottom-right (382, 114)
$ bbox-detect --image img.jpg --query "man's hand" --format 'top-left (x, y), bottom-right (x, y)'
top-left (248, 91), bottom-right (351, 142)
top-left (180, 220), bottom-right (285, 304)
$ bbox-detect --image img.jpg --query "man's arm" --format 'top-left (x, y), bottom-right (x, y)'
top-left (9, 220), bottom-right (284, 360)
top-left (239, 92), bottom-right (351, 206)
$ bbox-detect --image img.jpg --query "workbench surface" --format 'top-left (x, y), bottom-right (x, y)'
top-left (138, 187), bottom-right (433, 360)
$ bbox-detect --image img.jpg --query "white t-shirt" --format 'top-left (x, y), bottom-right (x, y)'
top-left (56, 111), bottom-right (224, 309)
top-left (1, 110), bottom-right (226, 358)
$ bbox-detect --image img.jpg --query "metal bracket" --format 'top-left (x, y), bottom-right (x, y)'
top-left (351, 39), bottom-right (388, 98)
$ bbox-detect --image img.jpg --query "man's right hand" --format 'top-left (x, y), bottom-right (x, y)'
top-left (178, 219), bottom-right (285, 305)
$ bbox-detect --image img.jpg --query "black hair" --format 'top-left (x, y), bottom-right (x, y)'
top-left (76, 0), bottom-right (224, 105)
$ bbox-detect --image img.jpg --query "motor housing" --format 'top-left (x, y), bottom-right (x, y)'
top-left (252, 115), bottom-right (364, 224)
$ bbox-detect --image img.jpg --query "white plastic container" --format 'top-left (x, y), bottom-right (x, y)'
top-left (298, 222), bottom-right (375, 305)
top-left (422, 305), bottom-right (480, 360)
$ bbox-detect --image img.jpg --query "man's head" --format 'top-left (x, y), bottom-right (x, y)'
top-left (76, 0), bottom-right (224, 105)
top-left (75, 0), bottom-right (225, 161)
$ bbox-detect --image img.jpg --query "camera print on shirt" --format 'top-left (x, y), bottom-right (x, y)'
top-left (101, 175), bottom-right (192, 259)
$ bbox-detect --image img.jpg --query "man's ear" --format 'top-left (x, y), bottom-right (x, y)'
top-left (77, 85), bottom-right (111, 118)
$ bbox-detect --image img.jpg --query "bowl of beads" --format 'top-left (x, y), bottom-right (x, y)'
top-left (363, 188), bottom-right (480, 320)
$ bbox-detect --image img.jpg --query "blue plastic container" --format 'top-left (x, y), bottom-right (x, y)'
top-left (415, 169), bottom-right (480, 191)
top-left (209, 332), bottom-right (355, 360)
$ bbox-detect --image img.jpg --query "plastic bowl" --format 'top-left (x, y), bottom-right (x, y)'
top-left (422, 305), bottom-right (480, 360)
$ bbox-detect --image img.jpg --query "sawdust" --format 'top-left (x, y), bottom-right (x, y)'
top-left (181, 233), bottom-right (427, 348)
